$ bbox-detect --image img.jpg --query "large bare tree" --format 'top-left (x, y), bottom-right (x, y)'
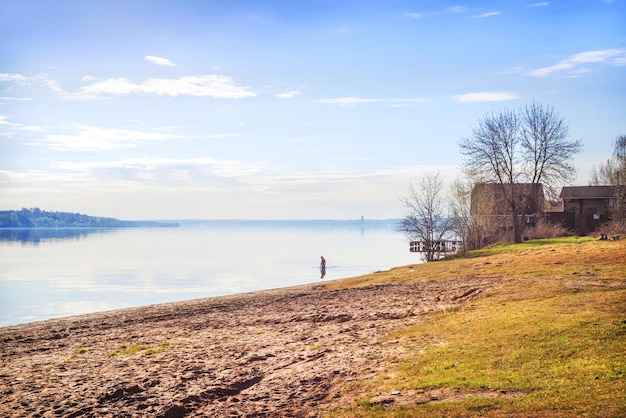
top-left (459, 102), bottom-right (582, 243)
top-left (398, 171), bottom-right (453, 261)
top-left (521, 101), bottom-right (580, 198)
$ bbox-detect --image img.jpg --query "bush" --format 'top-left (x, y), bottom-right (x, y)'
top-left (596, 219), bottom-right (626, 237)
top-left (524, 219), bottom-right (571, 240)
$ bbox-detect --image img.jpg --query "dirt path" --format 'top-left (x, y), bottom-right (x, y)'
top-left (0, 277), bottom-right (496, 417)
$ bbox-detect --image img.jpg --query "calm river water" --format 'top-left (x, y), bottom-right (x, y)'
top-left (0, 221), bottom-right (420, 327)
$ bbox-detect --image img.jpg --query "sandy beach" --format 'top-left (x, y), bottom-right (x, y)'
top-left (0, 276), bottom-right (495, 417)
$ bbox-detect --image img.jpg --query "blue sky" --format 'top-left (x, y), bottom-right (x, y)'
top-left (1, 0), bottom-right (625, 220)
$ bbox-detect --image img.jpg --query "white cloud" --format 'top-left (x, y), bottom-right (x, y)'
top-left (0, 97), bottom-right (32, 102)
top-left (274, 90), bottom-right (301, 99)
top-left (453, 92), bottom-right (519, 103)
top-left (43, 79), bottom-right (64, 93)
top-left (77, 75), bottom-right (257, 99)
top-left (404, 13), bottom-right (424, 19)
top-left (474, 11), bottom-right (501, 18)
top-left (11, 74), bottom-right (256, 100)
top-left (528, 2), bottom-right (549, 6)
top-left (40, 125), bottom-right (176, 151)
top-left (614, 55), bottom-right (626, 66)
top-left (144, 55), bottom-right (177, 67)
top-left (0, 115), bottom-right (39, 131)
top-left (0, 73), bottom-right (28, 83)
top-left (527, 49), bottom-right (626, 77)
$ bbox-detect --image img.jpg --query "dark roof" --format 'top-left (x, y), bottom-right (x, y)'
top-left (560, 186), bottom-right (615, 199)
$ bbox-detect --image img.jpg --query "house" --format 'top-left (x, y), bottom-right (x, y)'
top-left (559, 186), bottom-right (617, 234)
top-left (560, 186), bottom-right (616, 216)
top-left (471, 183), bottom-right (545, 218)
top-left (470, 183), bottom-right (545, 243)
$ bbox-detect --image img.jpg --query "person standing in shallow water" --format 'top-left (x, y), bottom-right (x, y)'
top-left (320, 256), bottom-right (326, 279)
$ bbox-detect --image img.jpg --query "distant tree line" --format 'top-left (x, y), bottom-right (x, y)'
top-left (0, 208), bottom-right (178, 228)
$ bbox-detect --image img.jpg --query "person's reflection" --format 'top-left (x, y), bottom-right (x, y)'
top-left (320, 256), bottom-right (326, 278)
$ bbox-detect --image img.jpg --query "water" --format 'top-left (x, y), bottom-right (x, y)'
top-left (0, 221), bottom-right (421, 327)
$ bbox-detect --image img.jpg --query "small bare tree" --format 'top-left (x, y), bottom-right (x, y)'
top-left (590, 135), bottom-right (626, 224)
top-left (449, 176), bottom-right (474, 250)
top-left (398, 171), bottom-right (453, 261)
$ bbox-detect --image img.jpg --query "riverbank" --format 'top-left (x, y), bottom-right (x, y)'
top-left (0, 277), bottom-right (494, 417)
top-left (1, 238), bottom-right (624, 417)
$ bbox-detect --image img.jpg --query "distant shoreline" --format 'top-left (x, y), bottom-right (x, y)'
top-left (1, 208), bottom-right (402, 229)
top-left (0, 208), bottom-right (179, 228)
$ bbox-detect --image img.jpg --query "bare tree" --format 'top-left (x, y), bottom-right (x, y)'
top-left (459, 102), bottom-right (582, 243)
top-left (449, 176), bottom-right (474, 250)
top-left (590, 159), bottom-right (619, 186)
top-left (590, 135), bottom-right (626, 222)
top-left (521, 101), bottom-right (582, 200)
top-left (398, 171), bottom-right (453, 261)
top-left (459, 108), bottom-right (526, 242)
top-left (590, 135), bottom-right (626, 186)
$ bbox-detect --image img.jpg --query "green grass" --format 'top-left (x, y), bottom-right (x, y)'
top-left (324, 237), bottom-right (626, 417)
top-left (445, 236), bottom-right (596, 260)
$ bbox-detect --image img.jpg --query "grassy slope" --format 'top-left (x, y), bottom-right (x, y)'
top-left (324, 237), bottom-right (626, 417)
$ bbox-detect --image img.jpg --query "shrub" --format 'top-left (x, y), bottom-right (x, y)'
top-left (597, 219), bottom-right (626, 236)
top-left (524, 219), bottom-right (570, 239)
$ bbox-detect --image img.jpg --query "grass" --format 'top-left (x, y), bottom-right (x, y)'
top-left (323, 237), bottom-right (626, 417)
top-left (110, 342), bottom-right (170, 356)
top-left (65, 346), bottom-right (88, 362)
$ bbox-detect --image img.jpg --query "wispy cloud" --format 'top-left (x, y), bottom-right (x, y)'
top-left (315, 97), bottom-right (429, 107)
top-left (77, 75), bottom-right (256, 99)
top-left (528, 2), bottom-right (549, 7)
top-left (453, 91), bottom-right (519, 103)
top-left (0, 96), bottom-right (32, 102)
top-left (274, 90), bottom-right (301, 99)
top-left (446, 6), bottom-right (468, 13)
top-left (474, 11), bottom-right (502, 18)
top-left (54, 157), bottom-right (267, 183)
top-left (0, 115), bottom-right (40, 135)
top-left (316, 97), bottom-right (383, 106)
top-left (144, 55), bottom-right (177, 67)
top-left (527, 49), bottom-right (626, 77)
top-left (1, 72), bottom-right (256, 100)
top-left (406, 5), bottom-right (468, 20)
top-left (39, 125), bottom-right (176, 151)
top-left (0, 73), bottom-right (28, 83)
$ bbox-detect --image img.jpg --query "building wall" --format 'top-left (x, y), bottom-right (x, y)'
top-left (563, 198), bottom-right (610, 216)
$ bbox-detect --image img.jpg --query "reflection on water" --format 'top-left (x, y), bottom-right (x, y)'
top-left (0, 228), bottom-right (117, 245)
top-left (0, 222), bottom-right (419, 327)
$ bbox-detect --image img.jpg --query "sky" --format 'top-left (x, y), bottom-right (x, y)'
top-left (1, 0), bottom-right (625, 220)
